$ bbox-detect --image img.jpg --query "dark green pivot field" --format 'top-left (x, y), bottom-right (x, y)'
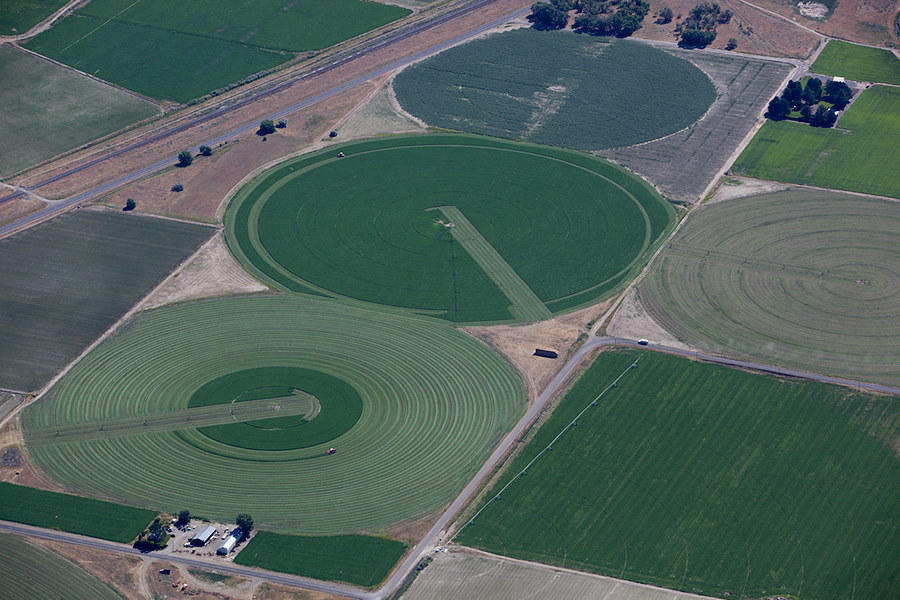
top-left (227, 135), bottom-right (673, 324)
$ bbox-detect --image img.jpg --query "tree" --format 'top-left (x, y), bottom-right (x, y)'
top-left (806, 77), bottom-right (823, 102)
top-left (258, 119), bottom-right (276, 135)
top-left (123, 198), bottom-right (136, 211)
top-left (781, 80), bottom-right (802, 106)
top-left (725, 37), bottom-right (737, 50)
top-left (199, 145), bottom-right (212, 156)
top-left (767, 96), bottom-right (790, 120)
top-left (276, 119), bottom-right (287, 129)
top-left (171, 183), bottom-right (184, 192)
top-left (529, 2), bottom-right (568, 30)
top-left (656, 7), bottom-right (673, 23)
top-left (824, 79), bottom-right (852, 109)
top-left (811, 104), bottom-right (836, 128)
top-left (176, 510), bottom-right (190, 526)
top-left (236, 513), bottom-right (254, 534)
top-left (177, 150), bottom-right (193, 167)
top-left (679, 28), bottom-right (716, 48)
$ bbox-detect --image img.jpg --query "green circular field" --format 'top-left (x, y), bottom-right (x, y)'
top-left (22, 295), bottom-right (526, 534)
top-left (393, 28), bottom-right (717, 151)
top-left (226, 134), bottom-right (674, 323)
top-left (638, 190), bottom-right (900, 386)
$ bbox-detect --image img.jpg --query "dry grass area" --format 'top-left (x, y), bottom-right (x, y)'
top-left (636, 0), bottom-right (819, 57)
top-left (463, 302), bottom-right (609, 402)
top-left (706, 175), bottom-right (791, 204)
top-left (256, 583), bottom-right (352, 600)
top-left (138, 231), bottom-right (270, 311)
top-left (0, 420), bottom-right (64, 491)
top-left (35, 540), bottom-right (144, 599)
top-left (338, 79), bottom-right (426, 141)
top-left (749, 0), bottom-right (900, 47)
top-left (0, 196), bottom-right (44, 228)
top-left (606, 288), bottom-right (693, 349)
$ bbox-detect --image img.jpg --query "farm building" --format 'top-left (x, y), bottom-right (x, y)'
top-left (191, 525), bottom-right (217, 546)
top-left (217, 529), bottom-right (243, 555)
top-left (533, 348), bottom-right (558, 359)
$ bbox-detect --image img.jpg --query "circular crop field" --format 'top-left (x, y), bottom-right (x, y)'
top-left (393, 28), bottom-right (716, 151)
top-left (638, 190), bottom-right (900, 386)
top-left (22, 295), bottom-right (525, 534)
top-left (226, 134), bottom-right (673, 324)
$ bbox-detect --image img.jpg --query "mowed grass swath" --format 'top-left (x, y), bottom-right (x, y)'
top-left (22, 294), bottom-right (526, 534)
top-left (0, 45), bottom-right (158, 177)
top-left (24, 0), bottom-right (409, 102)
top-left (0, 0), bottom-right (68, 35)
top-left (457, 350), bottom-right (900, 600)
top-left (637, 189), bottom-right (900, 387)
top-left (811, 39), bottom-right (900, 85)
top-left (0, 533), bottom-right (127, 600)
top-left (0, 210), bottom-right (213, 392)
top-left (236, 532), bottom-right (407, 587)
top-left (393, 29), bottom-right (716, 151)
top-left (0, 482), bottom-right (156, 543)
top-left (732, 85), bottom-right (900, 198)
top-left (226, 134), bottom-right (674, 324)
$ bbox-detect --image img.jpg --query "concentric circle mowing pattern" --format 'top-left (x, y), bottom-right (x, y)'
top-left (22, 295), bottom-right (526, 534)
top-left (639, 190), bottom-right (900, 386)
top-left (226, 134), bottom-right (673, 324)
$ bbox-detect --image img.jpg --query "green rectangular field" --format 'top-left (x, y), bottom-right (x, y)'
top-left (732, 85), bottom-right (900, 198)
top-left (456, 350), bottom-right (900, 600)
top-left (25, 0), bottom-right (409, 102)
top-left (0, 210), bottom-right (213, 392)
top-left (235, 531), bottom-right (406, 587)
top-left (0, 0), bottom-right (67, 36)
top-left (0, 45), bottom-right (159, 177)
top-left (0, 482), bottom-right (157, 543)
top-left (811, 40), bottom-right (900, 85)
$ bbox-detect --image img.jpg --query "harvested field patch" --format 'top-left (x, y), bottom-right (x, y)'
top-left (598, 49), bottom-right (792, 203)
top-left (226, 134), bottom-right (673, 324)
top-left (0, 532), bottom-right (128, 600)
top-left (0, 44), bottom-right (158, 177)
top-left (22, 294), bottom-right (526, 534)
top-left (732, 85), bottom-right (900, 198)
top-left (24, 0), bottom-right (409, 102)
top-left (236, 531), bottom-right (406, 587)
top-left (0, 0), bottom-right (68, 36)
top-left (457, 350), bottom-right (900, 600)
top-left (393, 29), bottom-right (716, 150)
top-left (637, 189), bottom-right (900, 387)
top-left (0, 209), bottom-right (213, 392)
top-left (811, 39), bottom-right (900, 84)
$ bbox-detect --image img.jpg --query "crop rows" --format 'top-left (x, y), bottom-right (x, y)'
top-left (23, 294), bottom-right (525, 534)
top-left (393, 29), bottom-right (716, 151)
top-left (637, 189), bottom-right (900, 386)
top-left (0, 533), bottom-right (126, 600)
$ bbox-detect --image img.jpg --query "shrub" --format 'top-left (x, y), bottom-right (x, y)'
top-left (276, 119), bottom-right (287, 128)
top-left (258, 119), bottom-right (276, 135)
top-left (199, 145), bottom-right (212, 156)
top-left (124, 198), bottom-right (136, 211)
top-left (177, 150), bottom-right (193, 167)
top-left (171, 183), bottom-right (184, 192)
top-left (725, 37), bottom-right (737, 50)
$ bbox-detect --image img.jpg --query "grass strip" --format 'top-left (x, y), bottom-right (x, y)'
top-left (811, 40), bottom-right (900, 85)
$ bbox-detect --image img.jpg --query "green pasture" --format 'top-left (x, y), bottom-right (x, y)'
top-left (0, 482), bottom-right (156, 543)
top-left (393, 29), bottom-right (716, 151)
top-left (186, 367), bottom-right (363, 451)
top-left (236, 531), bottom-right (406, 587)
top-left (811, 40), bottom-right (900, 85)
top-left (733, 85), bottom-right (900, 198)
top-left (25, 0), bottom-right (408, 102)
top-left (22, 294), bottom-right (526, 534)
top-left (0, 532), bottom-right (127, 600)
top-left (0, 0), bottom-right (68, 35)
top-left (226, 134), bottom-right (674, 324)
top-left (457, 350), bottom-right (900, 600)
top-left (0, 45), bottom-right (158, 176)
top-left (638, 189), bottom-right (900, 387)
top-left (0, 210), bottom-right (212, 392)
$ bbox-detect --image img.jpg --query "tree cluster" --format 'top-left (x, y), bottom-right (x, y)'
top-left (236, 513), bottom-right (254, 535)
top-left (134, 517), bottom-right (169, 552)
top-left (528, 0), bottom-right (651, 37)
top-left (528, 0), bottom-right (570, 30)
top-left (655, 7), bottom-right (673, 24)
top-left (677, 2), bottom-right (731, 48)
top-left (767, 77), bottom-right (851, 128)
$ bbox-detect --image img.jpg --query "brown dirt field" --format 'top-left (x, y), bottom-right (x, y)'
top-left (0, 418), bottom-right (65, 492)
top-left (463, 301), bottom-right (611, 402)
top-left (0, 196), bottom-right (44, 227)
top-left (34, 540), bottom-right (145, 599)
top-left (636, 0), bottom-right (819, 57)
top-left (9, 0), bottom-right (534, 221)
top-left (255, 583), bottom-right (353, 600)
top-left (747, 0), bottom-right (900, 46)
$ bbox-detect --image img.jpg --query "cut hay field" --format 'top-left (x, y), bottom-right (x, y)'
top-left (0, 45), bottom-right (158, 177)
top-left (226, 134), bottom-right (674, 324)
top-left (0, 210), bottom-right (213, 393)
top-left (637, 189), bottom-right (900, 387)
top-left (456, 350), bottom-right (900, 600)
top-left (732, 85), bottom-right (900, 198)
top-left (22, 294), bottom-right (526, 535)
top-left (24, 0), bottom-right (409, 102)
top-left (236, 532), bottom-right (407, 587)
top-left (392, 29), bottom-right (716, 151)
top-left (0, 533), bottom-right (127, 600)
top-left (811, 40), bottom-right (900, 85)
top-left (0, 0), bottom-right (68, 36)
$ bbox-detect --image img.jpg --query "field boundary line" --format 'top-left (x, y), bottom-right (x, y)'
top-left (437, 206), bottom-right (552, 322)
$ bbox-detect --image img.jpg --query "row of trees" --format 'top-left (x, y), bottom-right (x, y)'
top-left (528, 0), bottom-right (651, 37)
top-left (767, 78), bottom-right (853, 128)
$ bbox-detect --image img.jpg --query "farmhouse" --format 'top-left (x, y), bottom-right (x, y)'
top-left (191, 525), bottom-right (217, 546)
